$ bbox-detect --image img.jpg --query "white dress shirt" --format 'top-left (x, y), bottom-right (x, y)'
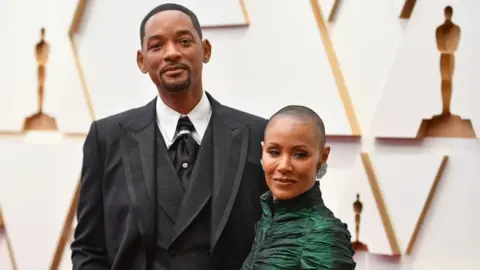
top-left (156, 91), bottom-right (212, 149)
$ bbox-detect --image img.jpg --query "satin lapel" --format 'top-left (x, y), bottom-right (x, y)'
top-left (121, 122), bottom-right (156, 240)
top-left (211, 117), bottom-right (250, 250)
top-left (171, 123), bottom-right (213, 243)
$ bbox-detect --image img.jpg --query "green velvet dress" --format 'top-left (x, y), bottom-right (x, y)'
top-left (241, 181), bottom-right (356, 270)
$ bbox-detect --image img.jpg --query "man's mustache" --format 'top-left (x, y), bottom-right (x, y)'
top-left (160, 64), bottom-right (190, 74)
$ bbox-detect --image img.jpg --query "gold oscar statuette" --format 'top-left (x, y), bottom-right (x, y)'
top-left (352, 193), bottom-right (368, 252)
top-left (22, 27), bottom-right (58, 132)
top-left (416, 6), bottom-right (476, 138)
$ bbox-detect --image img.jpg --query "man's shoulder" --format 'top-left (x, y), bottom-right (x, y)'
top-left (95, 106), bottom-right (142, 126)
top-left (92, 102), bottom-right (153, 137)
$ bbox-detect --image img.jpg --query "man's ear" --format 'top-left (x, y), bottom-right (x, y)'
top-left (137, 50), bottom-right (147, 73)
top-left (202, 39), bottom-right (212, 63)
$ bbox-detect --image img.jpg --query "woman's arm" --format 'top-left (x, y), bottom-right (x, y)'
top-left (299, 220), bottom-right (356, 270)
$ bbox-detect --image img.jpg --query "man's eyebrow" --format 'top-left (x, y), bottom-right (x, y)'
top-left (147, 34), bottom-right (162, 42)
top-left (176, 29), bottom-right (194, 36)
top-left (147, 29), bottom-right (194, 41)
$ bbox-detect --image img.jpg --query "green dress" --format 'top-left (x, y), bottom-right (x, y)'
top-left (241, 181), bottom-right (356, 270)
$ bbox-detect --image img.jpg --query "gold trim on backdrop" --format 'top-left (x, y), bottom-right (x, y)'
top-left (0, 131), bottom-right (26, 136)
top-left (0, 206), bottom-right (18, 270)
top-left (400, 0), bottom-right (417, 19)
top-left (405, 155), bottom-right (448, 254)
top-left (69, 36), bottom-right (96, 121)
top-left (191, 0), bottom-right (251, 29)
top-left (239, 0), bottom-right (250, 25)
top-left (50, 181), bottom-right (81, 269)
top-left (0, 130), bottom-right (87, 139)
top-left (328, 0), bottom-right (342, 22)
top-left (49, 1), bottom-right (95, 268)
top-left (69, 0), bottom-right (96, 121)
top-left (361, 153), bottom-right (401, 255)
top-left (309, 0), bottom-right (362, 136)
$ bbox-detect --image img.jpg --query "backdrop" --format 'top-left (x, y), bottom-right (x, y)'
top-left (0, 0), bottom-right (479, 269)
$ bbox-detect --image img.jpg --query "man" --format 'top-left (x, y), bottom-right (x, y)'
top-left (71, 3), bottom-right (268, 270)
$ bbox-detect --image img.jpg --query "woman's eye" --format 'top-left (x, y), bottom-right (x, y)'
top-left (294, 152), bottom-right (308, 159)
top-left (267, 150), bottom-right (280, 156)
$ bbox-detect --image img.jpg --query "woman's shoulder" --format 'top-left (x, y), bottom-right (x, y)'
top-left (276, 202), bottom-right (353, 241)
top-left (310, 207), bottom-right (350, 231)
top-left (309, 202), bottom-right (352, 232)
top-left (299, 215), bottom-right (356, 269)
top-left (308, 216), bottom-right (352, 243)
top-left (307, 206), bottom-right (354, 245)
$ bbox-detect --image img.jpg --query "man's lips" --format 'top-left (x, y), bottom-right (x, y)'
top-left (162, 65), bottom-right (187, 74)
top-left (163, 68), bottom-right (185, 76)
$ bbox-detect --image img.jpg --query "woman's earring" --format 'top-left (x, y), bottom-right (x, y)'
top-left (317, 163), bottom-right (328, 179)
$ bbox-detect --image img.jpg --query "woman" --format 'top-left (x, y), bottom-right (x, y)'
top-left (241, 105), bottom-right (356, 270)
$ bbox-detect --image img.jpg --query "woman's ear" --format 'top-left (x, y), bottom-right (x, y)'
top-left (316, 145), bottom-right (331, 175)
top-left (316, 163), bottom-right (328, 179)
top-left (321, 145), bottom-right (331, 163)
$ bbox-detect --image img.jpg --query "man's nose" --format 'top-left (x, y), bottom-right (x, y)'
top-left (163, 43), bottom-right (181, 61)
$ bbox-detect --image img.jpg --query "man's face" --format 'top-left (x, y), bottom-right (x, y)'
top-left (137, 10), bottom-right (211, 93)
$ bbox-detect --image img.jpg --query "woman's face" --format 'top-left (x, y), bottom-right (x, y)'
top-left (262, 116), bottom-right (330, 200)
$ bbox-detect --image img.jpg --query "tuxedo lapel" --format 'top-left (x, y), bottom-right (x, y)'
top-left (209, 96), bottom-right (250, 250)
top-left (121, 122), bottom-right (156, 240)
top-left (120, 98), bottom-right (184, 226)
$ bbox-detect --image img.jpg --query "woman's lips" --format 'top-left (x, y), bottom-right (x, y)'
top-left (273, 178), bottom-right (297, 186)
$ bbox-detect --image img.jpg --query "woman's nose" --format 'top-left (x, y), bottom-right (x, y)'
top-left (276, 156), bottom-right (293, 173)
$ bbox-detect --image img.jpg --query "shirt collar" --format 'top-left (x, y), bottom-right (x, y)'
top-left (155, 91), bottom-right (212, 145)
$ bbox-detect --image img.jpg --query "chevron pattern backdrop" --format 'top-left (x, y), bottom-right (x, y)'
top-left (0, 0), bottom-right (479, 269)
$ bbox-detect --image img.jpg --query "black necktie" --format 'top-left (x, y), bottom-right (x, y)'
top-left (169, 116), bottom-right (199, 189)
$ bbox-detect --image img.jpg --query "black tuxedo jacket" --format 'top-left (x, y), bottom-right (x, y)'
top-left (71, 93), bottom-right (268, 270)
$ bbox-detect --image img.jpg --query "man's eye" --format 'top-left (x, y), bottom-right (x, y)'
top-left (150, 43), bottom-right (162, 50)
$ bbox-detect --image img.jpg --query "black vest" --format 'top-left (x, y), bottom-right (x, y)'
top-left (153, 123), bottom-right (213, 270)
